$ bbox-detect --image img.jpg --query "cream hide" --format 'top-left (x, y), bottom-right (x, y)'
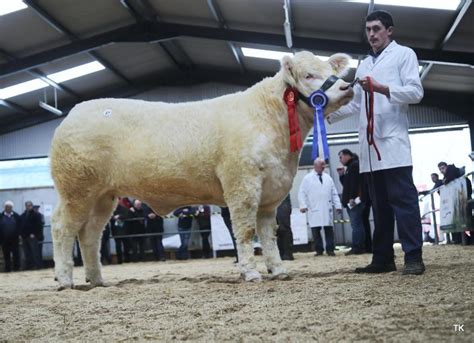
top-left (50, 51), bottom-right (353, 289)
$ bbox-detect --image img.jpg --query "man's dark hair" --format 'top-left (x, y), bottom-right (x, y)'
top-left (437, 161), bottom-right (448, 168)
top-left (431, 173), bottom-right (439, 178)
top-left (366, 10), bottom-right (394, 29)
top-left (339, 149), bottom-right (353, 157)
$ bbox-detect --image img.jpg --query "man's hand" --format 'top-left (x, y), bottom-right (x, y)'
top-left (148, 213), bottom-right (156, 219)
top-left (337, 167), bottom-right (345, 176)
top-left (300, 208), bottom-right (308, 213)
top-left (359, 76), bottom-right (390, 97)
top-left (30, 234), bottom-right (35, 239)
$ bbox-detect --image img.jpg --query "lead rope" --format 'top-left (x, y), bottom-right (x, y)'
top-left (365, 76), bottom-right (381, 161)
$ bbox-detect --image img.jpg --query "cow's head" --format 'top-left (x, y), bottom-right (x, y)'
top-left (281, 51), bottom-right (354, 115)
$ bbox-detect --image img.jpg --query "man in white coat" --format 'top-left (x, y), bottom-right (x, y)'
top-left (299, 159), bottom-right (342, 256)
top-left (328, 10), bottom-right (425, 274)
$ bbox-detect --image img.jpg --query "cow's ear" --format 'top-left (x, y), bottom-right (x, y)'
top-left (328, 53), bottom-right (351, 77)
top-left (281, 55), bottom-right (297, 85)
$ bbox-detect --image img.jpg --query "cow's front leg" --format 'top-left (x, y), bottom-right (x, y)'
top-left (257, 209), bottom-right (289, 280)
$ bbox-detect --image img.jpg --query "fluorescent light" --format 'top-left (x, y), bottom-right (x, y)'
top-left (350, 0), bottom-right (461, 10)
top-left (0, 0), bottom-right (27, 16)
top-left (241, 47), bottom-right (359, 69)
top-left (241, 47), bottom-right (293, 60)
top-left (0, 61), bottom-right (105, 100)
top-left (0, 79), bottom-right (48, 99)
top-left (48, 61), bottom-right (105, 83)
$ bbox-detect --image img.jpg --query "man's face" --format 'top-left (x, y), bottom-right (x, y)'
top-left (4, 205), bottom-right (12, 213)
top-left (366, 20), bottom-right (392, 52)
top-left (134, 200), bottom-right (142, 210)
top-left (439, 165), bottom-right (447, 175)
top-left (339, 153), bottom-right (351, 166)
top-left (431, 174), bottom-right (439, 183)
top-left (313, 161), bottom-right (325, 174)
top-left (25, 202), bottom-right (33, 211)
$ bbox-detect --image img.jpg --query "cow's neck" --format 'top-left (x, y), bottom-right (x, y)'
top-left (249, 72), bottom-right (314, 142)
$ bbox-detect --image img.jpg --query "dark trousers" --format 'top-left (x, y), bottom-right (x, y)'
top-left (23, 236), bottom-right (42, 270)
top-left (101, 226), bottom-right (111, 264)
top-left (130, 237), bottom-right (145, 262)
top-left (177, 227), bottom-right (191, 260)
top-left (347, 202), bottom-right (366, 252)
top-left (276, 198), bottom-right (294, 258)
top-left (362, 199), bottom-right (373, 252)
top-left (2, 237), bottom-right (20, 272)
top-left (223, 216), bottom-right (238, 262)
top-left (364, 166), bottom-right (423, 264)
top-left (151, 235), bottom-right (165, 260)
top-left (200, 226), bottom-right (212, 258)
top-left (114, 238), bottom-right (130, 264)
top-left (311, 226), bottom-right (335, 253)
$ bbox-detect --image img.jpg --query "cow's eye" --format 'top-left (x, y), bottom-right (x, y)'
top-left (305, 74), bottom-right (314, 79)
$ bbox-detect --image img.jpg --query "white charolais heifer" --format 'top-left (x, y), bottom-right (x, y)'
top-left (50, 51), bottom-right (353, 289)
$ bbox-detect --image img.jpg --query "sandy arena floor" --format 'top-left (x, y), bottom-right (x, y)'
top-left (0, 244), bottom-right (473, 342)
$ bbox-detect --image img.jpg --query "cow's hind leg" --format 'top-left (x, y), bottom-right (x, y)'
top-left (256, 209), bottom-right (289, 280)
top-left (78, 193), bottom-right (117, 287)
top-left (52, 200), bottom-right (91, 290)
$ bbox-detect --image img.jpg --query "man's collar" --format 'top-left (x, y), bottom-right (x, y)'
top-left (369, 40), bottom-right (396, 58)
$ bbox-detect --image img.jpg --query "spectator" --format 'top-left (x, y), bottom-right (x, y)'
top-left (195, 205), bottom-right (212, 259)
top-left (338, 149), bottom-right (366, 255)
top-left (20, 201), bottom-right (43, 270)
top-left (173, 206), bottom-right (194, 260)
top-left (276, 194), bottom-right (294, 260)
top-left (220, 207), bottom-right (238, 263)
top-left (111, 199), bottom-right (131, 264)
top-left (144, 204), bottom-right (166, 262)
top-left (33, 205), bottom-right (45, 267)
top-left (125, 199), bottom-right (146, 262)
top-left (100, 221), bottom-right (112, 265)
top-left (431, 173), bottom-right (443, 190)
top-left (298, 159), bottom-right (342, 256)
top-left (0, 201), bottom-right (21, 272)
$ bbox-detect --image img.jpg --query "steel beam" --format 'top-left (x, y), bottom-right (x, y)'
top-left (207, 0), bottom-right (245, 73)
top-left (439, 0), bottom-right (472, 48)
top-left (1, 21), bottom-right (474, 78)
top-left (24, 0), bottom-right (133, 84)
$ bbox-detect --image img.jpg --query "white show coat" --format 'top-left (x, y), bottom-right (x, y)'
top-left (327, 40), bottom-right (424, 173)
top-left (298, 171), bottom-right (342, 228)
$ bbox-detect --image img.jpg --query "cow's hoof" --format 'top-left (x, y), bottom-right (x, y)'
top-left (270, 272), bottom-right (291, 280)
top-left (269, 267), bottom-right (290, 280)
top-left (242, 270), bottom-right (262, 282)
top-left (57, 283), bottom-right (74, 291)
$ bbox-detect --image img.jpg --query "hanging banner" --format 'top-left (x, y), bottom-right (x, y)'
top-left (211, 214), bottom-right (234, 251)
top-left (440, 177), bottom-right (470, 232)
top-left (291, 209), bottom-right (309, 245)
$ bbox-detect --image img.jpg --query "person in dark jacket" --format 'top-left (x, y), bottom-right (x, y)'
top-left (276, 195), bottom-right (294, 260)
top-left (125, 199), bottom-right (146, 262)
top-left (32, 205), bottom-right (45, 267)
top-left (144, 204), bottom-right (166, 261)
top-left (195, 205), bottom-right (212, 258)
top-left (20, 201), bottom-right (43, 270)
top-left (0, 201), bottom-right (21, 272)
top-left (173, 206), bottom-right (194, 260)
top-left (338, 149), bottom-right (366, 255)
top-left (111, 199), bottom-right (131, 263)
top-left (220, 207), bottom-right (238, 262)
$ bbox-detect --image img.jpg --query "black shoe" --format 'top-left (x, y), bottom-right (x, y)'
top-left (403, 261), bottom-right (425, 275)
top-left (315, 252), bottom-right (323, 256)
top-left (327, 251), bottom-right (336, 256)
top-left (345, 249), bottom-right (365, 256)
top-left (355, 262), bottom-right (396, 273)
top-left (281, 255), bottom-right (294, 261)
